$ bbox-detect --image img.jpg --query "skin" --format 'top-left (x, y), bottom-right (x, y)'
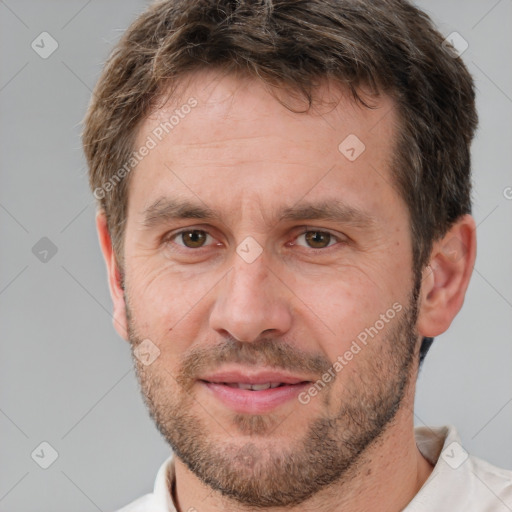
top-left (97, 69), bottom-right (476, 512)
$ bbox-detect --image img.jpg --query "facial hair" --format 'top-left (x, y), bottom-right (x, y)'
top-left (125, 273), bottom-right (421, 508)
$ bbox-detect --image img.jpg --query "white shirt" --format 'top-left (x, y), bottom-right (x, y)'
top-left (114, 425), bottom-right (512, 512)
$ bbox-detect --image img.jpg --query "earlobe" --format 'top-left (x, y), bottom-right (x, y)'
top-left (96, 210), bottom-right (130, 342)
top-left (417, 214), bottom-right (477, 338)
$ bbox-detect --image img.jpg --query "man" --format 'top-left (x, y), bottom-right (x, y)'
top-left (82, 0), bottom-right (512, 511)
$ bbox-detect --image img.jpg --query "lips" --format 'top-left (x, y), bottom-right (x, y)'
top-left (197, 369), bottom-right (313, 413)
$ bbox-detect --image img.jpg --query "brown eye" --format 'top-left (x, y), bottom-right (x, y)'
top-left (303, 231), bottom-right (333, 249)
top-left (178, 230), bottom-right (209, 248)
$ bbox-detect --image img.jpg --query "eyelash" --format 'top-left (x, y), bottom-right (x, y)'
top-left (163, 227), bottom-right (346, 253)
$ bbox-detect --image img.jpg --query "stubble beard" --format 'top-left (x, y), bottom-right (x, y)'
top-left (125, 275), bottom-right (421, 508)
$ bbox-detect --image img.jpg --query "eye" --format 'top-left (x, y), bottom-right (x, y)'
top-left (167, 229), bottom-right (215, 249)
top-left (293, 230), bottom-right (343, 249)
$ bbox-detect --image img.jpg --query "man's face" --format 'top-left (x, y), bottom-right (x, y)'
top-left (121, 71), bottom-right (421, 507)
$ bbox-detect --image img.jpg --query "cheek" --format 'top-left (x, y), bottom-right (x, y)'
top-left (288, 264), bottom-right (402, 358)
top-left (127, 264), bottom-right (219, 351)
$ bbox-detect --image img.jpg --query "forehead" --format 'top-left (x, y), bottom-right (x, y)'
top-left (128, 70), bottom-right (403, 225)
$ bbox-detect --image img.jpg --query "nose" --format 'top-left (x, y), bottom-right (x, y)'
top-left (209, 252), bottom-right (293, 342)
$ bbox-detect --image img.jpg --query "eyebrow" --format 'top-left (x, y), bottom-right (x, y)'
top-left (140, 197), bottom-right (376, 230)
top-left (141, 198), bottom-right (221, 229)
top-left (278, 200), bottom-right (375, 229)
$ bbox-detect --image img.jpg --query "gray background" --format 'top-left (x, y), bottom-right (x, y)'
top-left (1, 0), bottom-right (511, 511)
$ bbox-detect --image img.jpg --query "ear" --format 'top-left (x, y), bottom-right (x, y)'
top-left (417, 214), bottom-right (477, 337)
top-left (96, 210), bottom-right (129, 342)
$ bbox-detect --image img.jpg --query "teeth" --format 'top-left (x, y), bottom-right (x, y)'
top-left (224, 382), bottom-right (284, 390)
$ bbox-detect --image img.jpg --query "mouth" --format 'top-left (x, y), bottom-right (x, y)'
top-left (197, 370), bottom-right (313, 414)
top-left (199, 380), bottom-right (309, 390)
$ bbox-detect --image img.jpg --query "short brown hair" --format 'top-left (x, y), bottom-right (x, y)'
top-left (82, 0), bottom-right (477, 365)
